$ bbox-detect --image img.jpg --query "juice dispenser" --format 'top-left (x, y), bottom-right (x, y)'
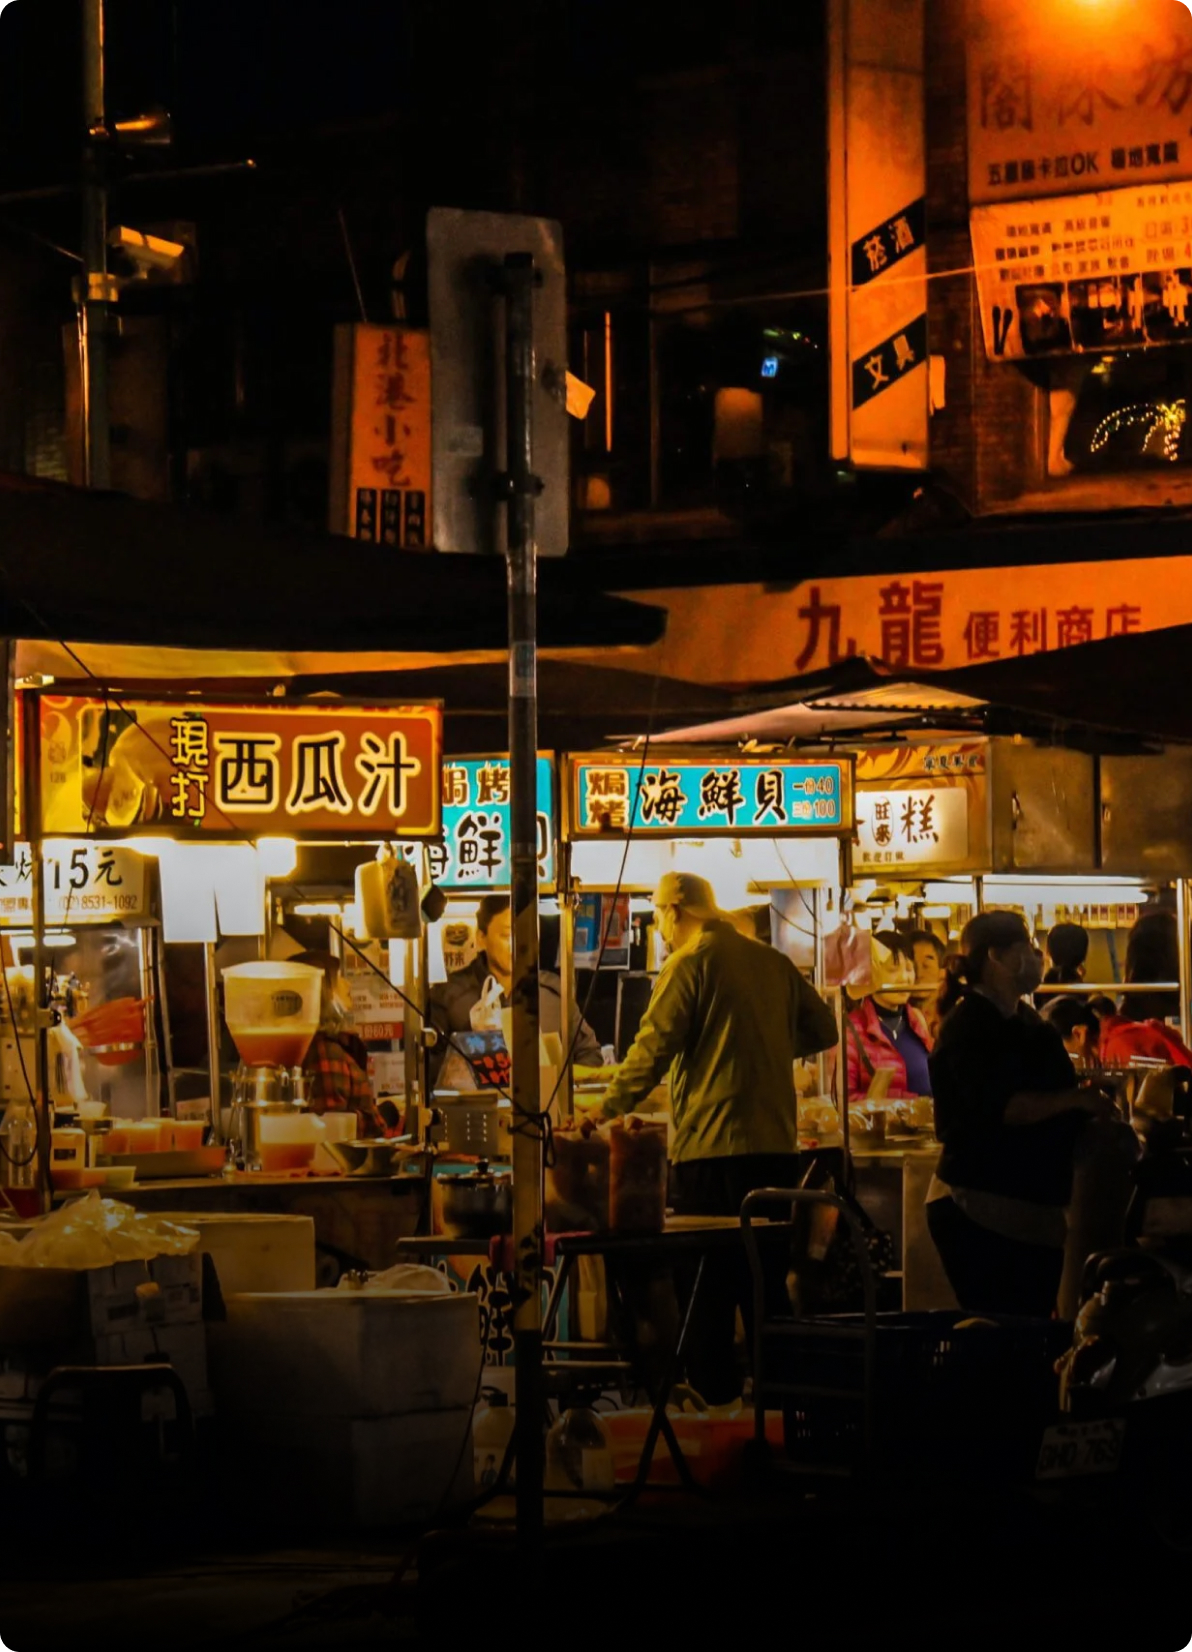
top-left (222, 961), bottom-right (321, 1170)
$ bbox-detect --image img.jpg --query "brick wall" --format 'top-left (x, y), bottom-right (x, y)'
top-left (926, 0), bottom-right (1045, 513)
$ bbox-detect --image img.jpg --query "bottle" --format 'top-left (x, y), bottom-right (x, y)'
top-left (545, 1402), bottom-right (615, 1498)
top-left (473, 1387), bottom-right (516, 1493)
top-left (1, 1099), bottom-right (37, 1189)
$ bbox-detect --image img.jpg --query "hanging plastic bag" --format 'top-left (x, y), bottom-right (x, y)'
top-left (470, 975), bottom-right (506, 1033)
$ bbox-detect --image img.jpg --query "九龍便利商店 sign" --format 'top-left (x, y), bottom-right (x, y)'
top-left (567, 757), bottom-right (853, 839)
top-left (606, 553), bottom-right (1192, 685)
top-left (36, 697), bottom-right (442, 840)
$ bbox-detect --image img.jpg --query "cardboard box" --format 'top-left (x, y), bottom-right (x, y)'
top-left (86, 1253), bottom-right (202, 1334)
top-left (90, 1320), bottom-right (211, 1417)
top-left (0, 1251), bottom-right (202, 1348)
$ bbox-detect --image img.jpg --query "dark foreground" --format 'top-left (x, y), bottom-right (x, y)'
top-left (1, 1472), bottom-right (1189, 1652)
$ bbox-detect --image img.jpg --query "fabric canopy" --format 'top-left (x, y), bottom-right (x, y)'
top-left (0, 475), bottom-right (664, 670)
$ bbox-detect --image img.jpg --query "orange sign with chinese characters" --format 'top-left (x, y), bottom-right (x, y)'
top-left (608, 555), bottom-right (1192, 686)
top-left (38, 697), bottom-right (441, 840)
top-left (344, 324), bottom-right (431, 548)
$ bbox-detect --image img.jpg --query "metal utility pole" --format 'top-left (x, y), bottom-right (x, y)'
top-left (80, 0), bottom-right (112, 488)
top-left (502, 251), bottom-right (545, 1550)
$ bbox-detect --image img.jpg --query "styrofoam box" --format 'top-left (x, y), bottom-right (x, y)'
top-left (86, 1252), bottom-right (203, 1335)
top-left (236, 1407), bottom-right (475, 1528)
top-left (210, 1290), bottom-right (480, 1418)
top-left (154, 1212), bottom-right (316, 1296)
top-left (89, 1321), bottom-right (212, 1417)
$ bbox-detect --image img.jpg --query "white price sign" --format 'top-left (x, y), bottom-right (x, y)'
top-left (0, 842), bottom-right (151, 926)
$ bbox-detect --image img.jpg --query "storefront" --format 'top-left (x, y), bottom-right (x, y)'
top-left (559, 748), bottom-right (856, 1149)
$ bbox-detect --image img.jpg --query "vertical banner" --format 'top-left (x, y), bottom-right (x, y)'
top-left (828, 0), bottom-right (929, 470)
top-left (329, 323), bottom-right (432, 548)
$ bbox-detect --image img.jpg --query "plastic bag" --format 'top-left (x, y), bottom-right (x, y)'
top-left (470, 976), bottom-right (505, 1033)
top-left (1, 1192), bottom-right (199, 1270)
top-left (337, 1262), bottom-right (450, 1294)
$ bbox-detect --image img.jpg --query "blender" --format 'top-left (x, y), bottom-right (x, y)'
top-left (222, 961), bottom-right (321, 1171)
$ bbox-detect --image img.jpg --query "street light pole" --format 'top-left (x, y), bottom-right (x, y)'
top-left (81, 0), bottom-right (112, 489)
top-left (502, 250), bottom-right (545, 1553)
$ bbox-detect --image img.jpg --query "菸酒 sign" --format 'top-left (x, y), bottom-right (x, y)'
top-left (38, 697), bottom-right (441, 840)
top-left (568, 758), bottom-right (852, 839)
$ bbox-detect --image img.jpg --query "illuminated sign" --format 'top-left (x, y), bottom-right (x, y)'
top-left (400, 756), bottom-right (554, 890)
top-left (38, 696), bottom-right (441, 840)
top-left (855, 788), bottom-right (970, 870)
top-left (336, 324), bottom-right (432, 548)
top-left (967, 0), bottom-right (1192, 207)
top-left (603, 555), bottom-right (1192, 683)
top-left (0, 842), bottom-right (151, 926)
top-left (568, 757), bottom-right (852, 839)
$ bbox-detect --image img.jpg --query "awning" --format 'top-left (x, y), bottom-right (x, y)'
top-left (0, 475), bottom-right (665, 682)
top-left (643, 625), bottom-right (1192, 753)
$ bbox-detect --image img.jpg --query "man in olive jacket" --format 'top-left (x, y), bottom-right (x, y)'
top-left (600, 870), bottom-right (838, 1402)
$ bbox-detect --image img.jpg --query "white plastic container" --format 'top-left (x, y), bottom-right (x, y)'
top-left (222, 961), bottom-right (321, 1068)
top-left (155, 1212), bottom-right (317, 1295)
top-left (210, 1289), bottom-right (481, 1417)
top-left (256, 1110), bottom-right (326, 1172)
top-left (474, 1388), bottom-right (516, 1491)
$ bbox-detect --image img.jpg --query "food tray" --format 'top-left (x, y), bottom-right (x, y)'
top-left (105, 1147), bottom-right (226, 1180)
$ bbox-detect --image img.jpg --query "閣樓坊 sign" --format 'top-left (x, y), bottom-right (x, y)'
top-left (567, 757), bottom-right (853, 838)
top-left (37, 696), bottom-right (442, 839)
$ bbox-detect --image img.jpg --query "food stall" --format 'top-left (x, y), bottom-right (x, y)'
top-left (2, 688), bottom-right (445, 1266)
top-left (559, 749), bottom-right (856, 1147)
top-left (840, 735), bottom-right (1192, 1309)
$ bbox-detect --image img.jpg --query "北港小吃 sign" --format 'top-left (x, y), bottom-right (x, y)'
top-left (568, 758), bottom-right (852, 839)
top-left (0, 842), bottom-right (150, 926)
top-left (38, 696), bottom-right (442, 840)
top-left (400, 756), bottom-right (555, 889)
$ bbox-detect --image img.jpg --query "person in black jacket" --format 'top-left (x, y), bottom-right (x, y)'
top-left (428, 895), bottom-right (603, 1083)
top-left (927, 910), bottom-right (1114, 1317)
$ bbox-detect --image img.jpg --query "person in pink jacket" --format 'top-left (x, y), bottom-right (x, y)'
top-left (844, 932), bottom-right (934, 1103)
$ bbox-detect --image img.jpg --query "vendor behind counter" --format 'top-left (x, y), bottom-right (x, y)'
top-left (428, 896), bottom-right (604, 1084)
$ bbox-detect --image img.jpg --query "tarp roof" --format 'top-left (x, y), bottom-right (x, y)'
top-left (0, 475), bottom-right (665, 682)
top-left (644, 626), bottom-right (1192, 753)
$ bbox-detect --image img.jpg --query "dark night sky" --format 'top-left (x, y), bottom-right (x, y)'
top-left (0, 0), bottom-right (419, 180)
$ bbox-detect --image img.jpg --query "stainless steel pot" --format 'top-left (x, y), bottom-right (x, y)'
top-left (438, 1160), bottom-right (512, 1238)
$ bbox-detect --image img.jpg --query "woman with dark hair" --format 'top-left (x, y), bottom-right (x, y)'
top-left (1123, 909), bottom-right (1180, 1024)
top-left (1043, 921), bottom-right (1089, 987)
top-left (927, 911), bottom-right (1114, 1316)
top-left (1041, 997), bottom-right (1102, 1070)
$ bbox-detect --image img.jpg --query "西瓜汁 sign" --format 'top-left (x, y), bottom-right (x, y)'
top-left (567, 757), bottom-right (853, 839)
top-left (399, 755), bottom-right (555, 890)
top-left (38, 697), bottom-right (442, 840)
